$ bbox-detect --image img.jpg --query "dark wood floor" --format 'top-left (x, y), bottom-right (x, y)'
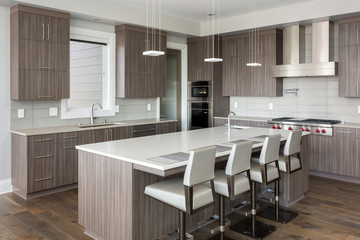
top-left (0, 176), bottom-right (360, 240)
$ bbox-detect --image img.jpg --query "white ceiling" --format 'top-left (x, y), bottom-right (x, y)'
top-left (108, 0), bottom-right (314, 22)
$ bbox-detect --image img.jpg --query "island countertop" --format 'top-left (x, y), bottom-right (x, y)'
top-left (76, 126), bottom-right (310, 175)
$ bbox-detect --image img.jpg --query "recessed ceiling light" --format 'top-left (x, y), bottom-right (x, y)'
top-left (94, 18), bottom-right (100, 22)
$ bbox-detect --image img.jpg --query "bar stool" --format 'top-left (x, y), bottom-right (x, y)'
top-left (144, 146), bottom-right (217, 240)
top-left (230, 134), bottom-right (280, 239)
top-left (257, 130), bottom-right (302, 224)
top-left (208, 141), bottom-right (253, 240)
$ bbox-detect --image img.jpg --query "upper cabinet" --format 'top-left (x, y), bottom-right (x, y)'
top-left (339, 16), bottom-right (360, 97)
top-left (10, 5), bottom-right (70, 100)
top-left (222, 29), bottom-right (283, 97)
top-left (115, 24), bottom-right (167, 98)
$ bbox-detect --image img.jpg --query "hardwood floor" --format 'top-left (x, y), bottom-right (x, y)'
top-left (0, 176), bottom-right (359, 240)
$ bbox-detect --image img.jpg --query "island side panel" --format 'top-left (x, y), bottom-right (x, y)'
top-left (78, 151), bottom-right (133, 240)
top-left (279, 135), bottom-right (309, 206)
top-left (132, 169), bottom-right (249, 240)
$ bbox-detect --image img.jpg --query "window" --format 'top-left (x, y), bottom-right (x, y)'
top-left (61, 27), bottom-right (115, 119)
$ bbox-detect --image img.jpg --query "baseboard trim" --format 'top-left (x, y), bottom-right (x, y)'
top-left (310, 170), bottom-right (360, 184)
top-left (0, 178), bottom-right (13, 195)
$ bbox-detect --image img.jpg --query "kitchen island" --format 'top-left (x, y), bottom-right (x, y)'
top-left (76, 126), bottom-right (309, 240)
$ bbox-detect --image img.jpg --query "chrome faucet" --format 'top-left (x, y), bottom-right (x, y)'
top-left (227, 111), bottom-right (236, 129)
top-left (90, 103), bottom-right (103, 125)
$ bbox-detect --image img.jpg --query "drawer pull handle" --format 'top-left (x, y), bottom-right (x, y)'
top-left (42, 24), bottom-right (45, 40)
top-left (35, 138), bottom-right (53, 142)
top-left (63, 136), bottom-right (79, 139)
top-left (63, 146), bottom-right (75, 150)
top-left (133, 129), bottom-right (157, 133)
top-left (38, 67), bottom-right (54, 70)
top-left (38, 96), bottom-right (54, 98)
top-left (35, 154), bottom-right (53, 159)
top-left (35, 176), bottom-right (52, 182)
top-left (47, 24), bottom-right (50, 40)
top-left (336, 131), bottom-right (352, 134)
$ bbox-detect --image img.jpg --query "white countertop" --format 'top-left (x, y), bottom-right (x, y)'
top-left (10, 118), bottom-right (177, 136)
top-left (76, 126), bottom-right (310, 172)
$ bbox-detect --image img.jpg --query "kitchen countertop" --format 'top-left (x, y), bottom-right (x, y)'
top-left (76, 126), bottom-right (310, 173)
top-left (334, 122), bottom-right (360, 129)
top-left (214, 116), bottom-right (271, 122)
top-left (10, 118), bottom-right (177, 136)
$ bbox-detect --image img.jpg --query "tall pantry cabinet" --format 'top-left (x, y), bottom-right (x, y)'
top-left (10, 5), bottom-right (70, 100)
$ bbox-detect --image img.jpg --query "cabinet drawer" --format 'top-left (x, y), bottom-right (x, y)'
top-left (57, 131), bottom-right (83, 144)
top-left (133, 124), bottom-right (157, 138)
top-left (29, 134), bottom-right (56, 157)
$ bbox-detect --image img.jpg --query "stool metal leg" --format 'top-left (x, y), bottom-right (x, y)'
top-left (230, 181), bottom-right (277, 239)
top-left (179, 211), bottom-right (186, 240)
top-left (257, 179), bottom-right (298, 224)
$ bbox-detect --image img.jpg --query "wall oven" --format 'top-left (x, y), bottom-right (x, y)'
top-left (188, 81), bottom-right (212, 101)
top-left (189, 102), bottom-right (213, 130)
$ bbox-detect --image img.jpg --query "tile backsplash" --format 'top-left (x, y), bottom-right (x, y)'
top-left (230, 23), bottom-right (360, 123)
top-left (11, 98), bottom-right (157, 130)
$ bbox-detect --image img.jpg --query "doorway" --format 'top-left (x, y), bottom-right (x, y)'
top-left (161, 49), bottom-right (182, 131)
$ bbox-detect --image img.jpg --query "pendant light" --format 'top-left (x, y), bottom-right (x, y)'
top-left (246, 0), bottom-right (261, 67)
top-left (204, 0), bottom-right (222, 62)
top-left (143, 0), bottom-right (165, 56)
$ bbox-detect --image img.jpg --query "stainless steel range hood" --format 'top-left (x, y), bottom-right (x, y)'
top-left (272, 21), bottom-right (338, 78)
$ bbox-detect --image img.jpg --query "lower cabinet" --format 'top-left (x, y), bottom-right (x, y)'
top-left (213, 117), bottom-right (267, 128)
top-left (309, 127), bottom-right (360, 178)
top-left (12, 121), bottom-right (177, 198)
top-left (27, 134), bottom-right (57, 193)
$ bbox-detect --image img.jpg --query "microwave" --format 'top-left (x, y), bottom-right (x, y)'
top-left (189, 81), bottom-right (212, 100)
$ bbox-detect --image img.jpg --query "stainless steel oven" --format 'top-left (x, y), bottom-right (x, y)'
top-left (188, 101), bottom-right (213, 130)
top-left (188, 81), bottom-right (212, 101)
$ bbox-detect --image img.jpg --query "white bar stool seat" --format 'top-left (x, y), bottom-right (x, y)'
top-left (145, 145), bottom-right (217, 240)
top-left (231, 135), bottom-right (280, 239)
top-left (207, 141), bottom-right (252, 240)
top-left (258, 130), bottom-right (302, 224)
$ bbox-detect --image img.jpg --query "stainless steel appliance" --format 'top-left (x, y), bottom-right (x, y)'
top-left (189, 102), bottom-right (212, 130)
top-left (267, 117), bottom-right (342, 136)
top-left (188, 81), bottom-right (212, 101)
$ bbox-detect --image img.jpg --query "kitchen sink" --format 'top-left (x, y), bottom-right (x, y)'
top-left (78, 121), bottom-right (126, 128)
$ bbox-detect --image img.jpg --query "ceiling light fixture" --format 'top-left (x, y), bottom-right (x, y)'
top-left (204, 0), bottom-right (222, 63)
top-left (143, 0), bottom-right (164, 56)
top-left (246, 0), bottom-right (261, 67)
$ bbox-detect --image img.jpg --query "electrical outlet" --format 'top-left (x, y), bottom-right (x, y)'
top-left (147, 104), bottom-right (151, 111)
top-left (234, 102), bottom-right (238, 109)
top-left (269, 103), bottom-right (273, 110)
top-left (115, 105), bottom-right (120, 113)
top-left (49, 107), bottom-right (58, 116)
top-left (18, 109), bottom-right (24, 118)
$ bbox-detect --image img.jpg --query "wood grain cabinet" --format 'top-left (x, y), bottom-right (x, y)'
top-left (334, 127), bottom-right (357, 177)
top-left (156, 121), bottom-right (177, 134)
top-left (115, 24), bottom-right (167, 98)
top-left (339, 16), bottom-right (360, 97)
top-left (308, 135), bottom-right (336, 174)
top-left (187, 37), bottom-right (217, 82)
top-left (222, 29), bottom-right (283, 97)
top-left (10, 5), bottom-right (70, 100)
top-left (213, 118), bottom-right (267, 128)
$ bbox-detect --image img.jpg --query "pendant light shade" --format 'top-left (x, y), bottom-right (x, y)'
top-left (246, 0), bottom-right (262, 67)
top-left (204, 0), bottom-right (222, 62)
top-left (143, 0), bottom-right (164, 56)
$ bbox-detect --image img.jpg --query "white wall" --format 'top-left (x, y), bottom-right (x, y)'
top-left (0, 6), bottom-right (11, 191)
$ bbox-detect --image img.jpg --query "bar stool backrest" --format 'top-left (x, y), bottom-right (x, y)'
top-left (259, 134), bottom-right (281, 165)
top-left (284, 130), bottom-right (302, 156)
top-left (225, 141), bottom-right (252, 176)
top-left (183, 145), bottom-right (216, 187)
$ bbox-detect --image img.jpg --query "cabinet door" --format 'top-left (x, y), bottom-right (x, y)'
top-left (222, 57), bottom-right (237, 96)
top-left (50, 17), bottom-right (70, 44)
top-left (335, 127), bottom-right (357, 177)
top-left (156, 122), bottom-right (177, 134)
top-left (19, 40), bottom-right (38, 70)
top-left (36, 71), bottom-right (63, 99)
top-left (18, 70), bottom-right (37, 99)
top-left (18, 11), bottom-right (38, 41)
top-left (188, 41), bottom-right (197, 81)
top-left (339, 22), bottom-right (359, 47)
top-left (339, 46), bottom-right (360, 97)
top-left (111, 126), bottom-right (133, 140)
top-left (37, 15), bottom-right (52, 42)
top-left (28, 134), bottom-right (56, 193)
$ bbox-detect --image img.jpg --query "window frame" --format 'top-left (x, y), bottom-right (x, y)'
top-left (61, 27), bottom-right (116, 120)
